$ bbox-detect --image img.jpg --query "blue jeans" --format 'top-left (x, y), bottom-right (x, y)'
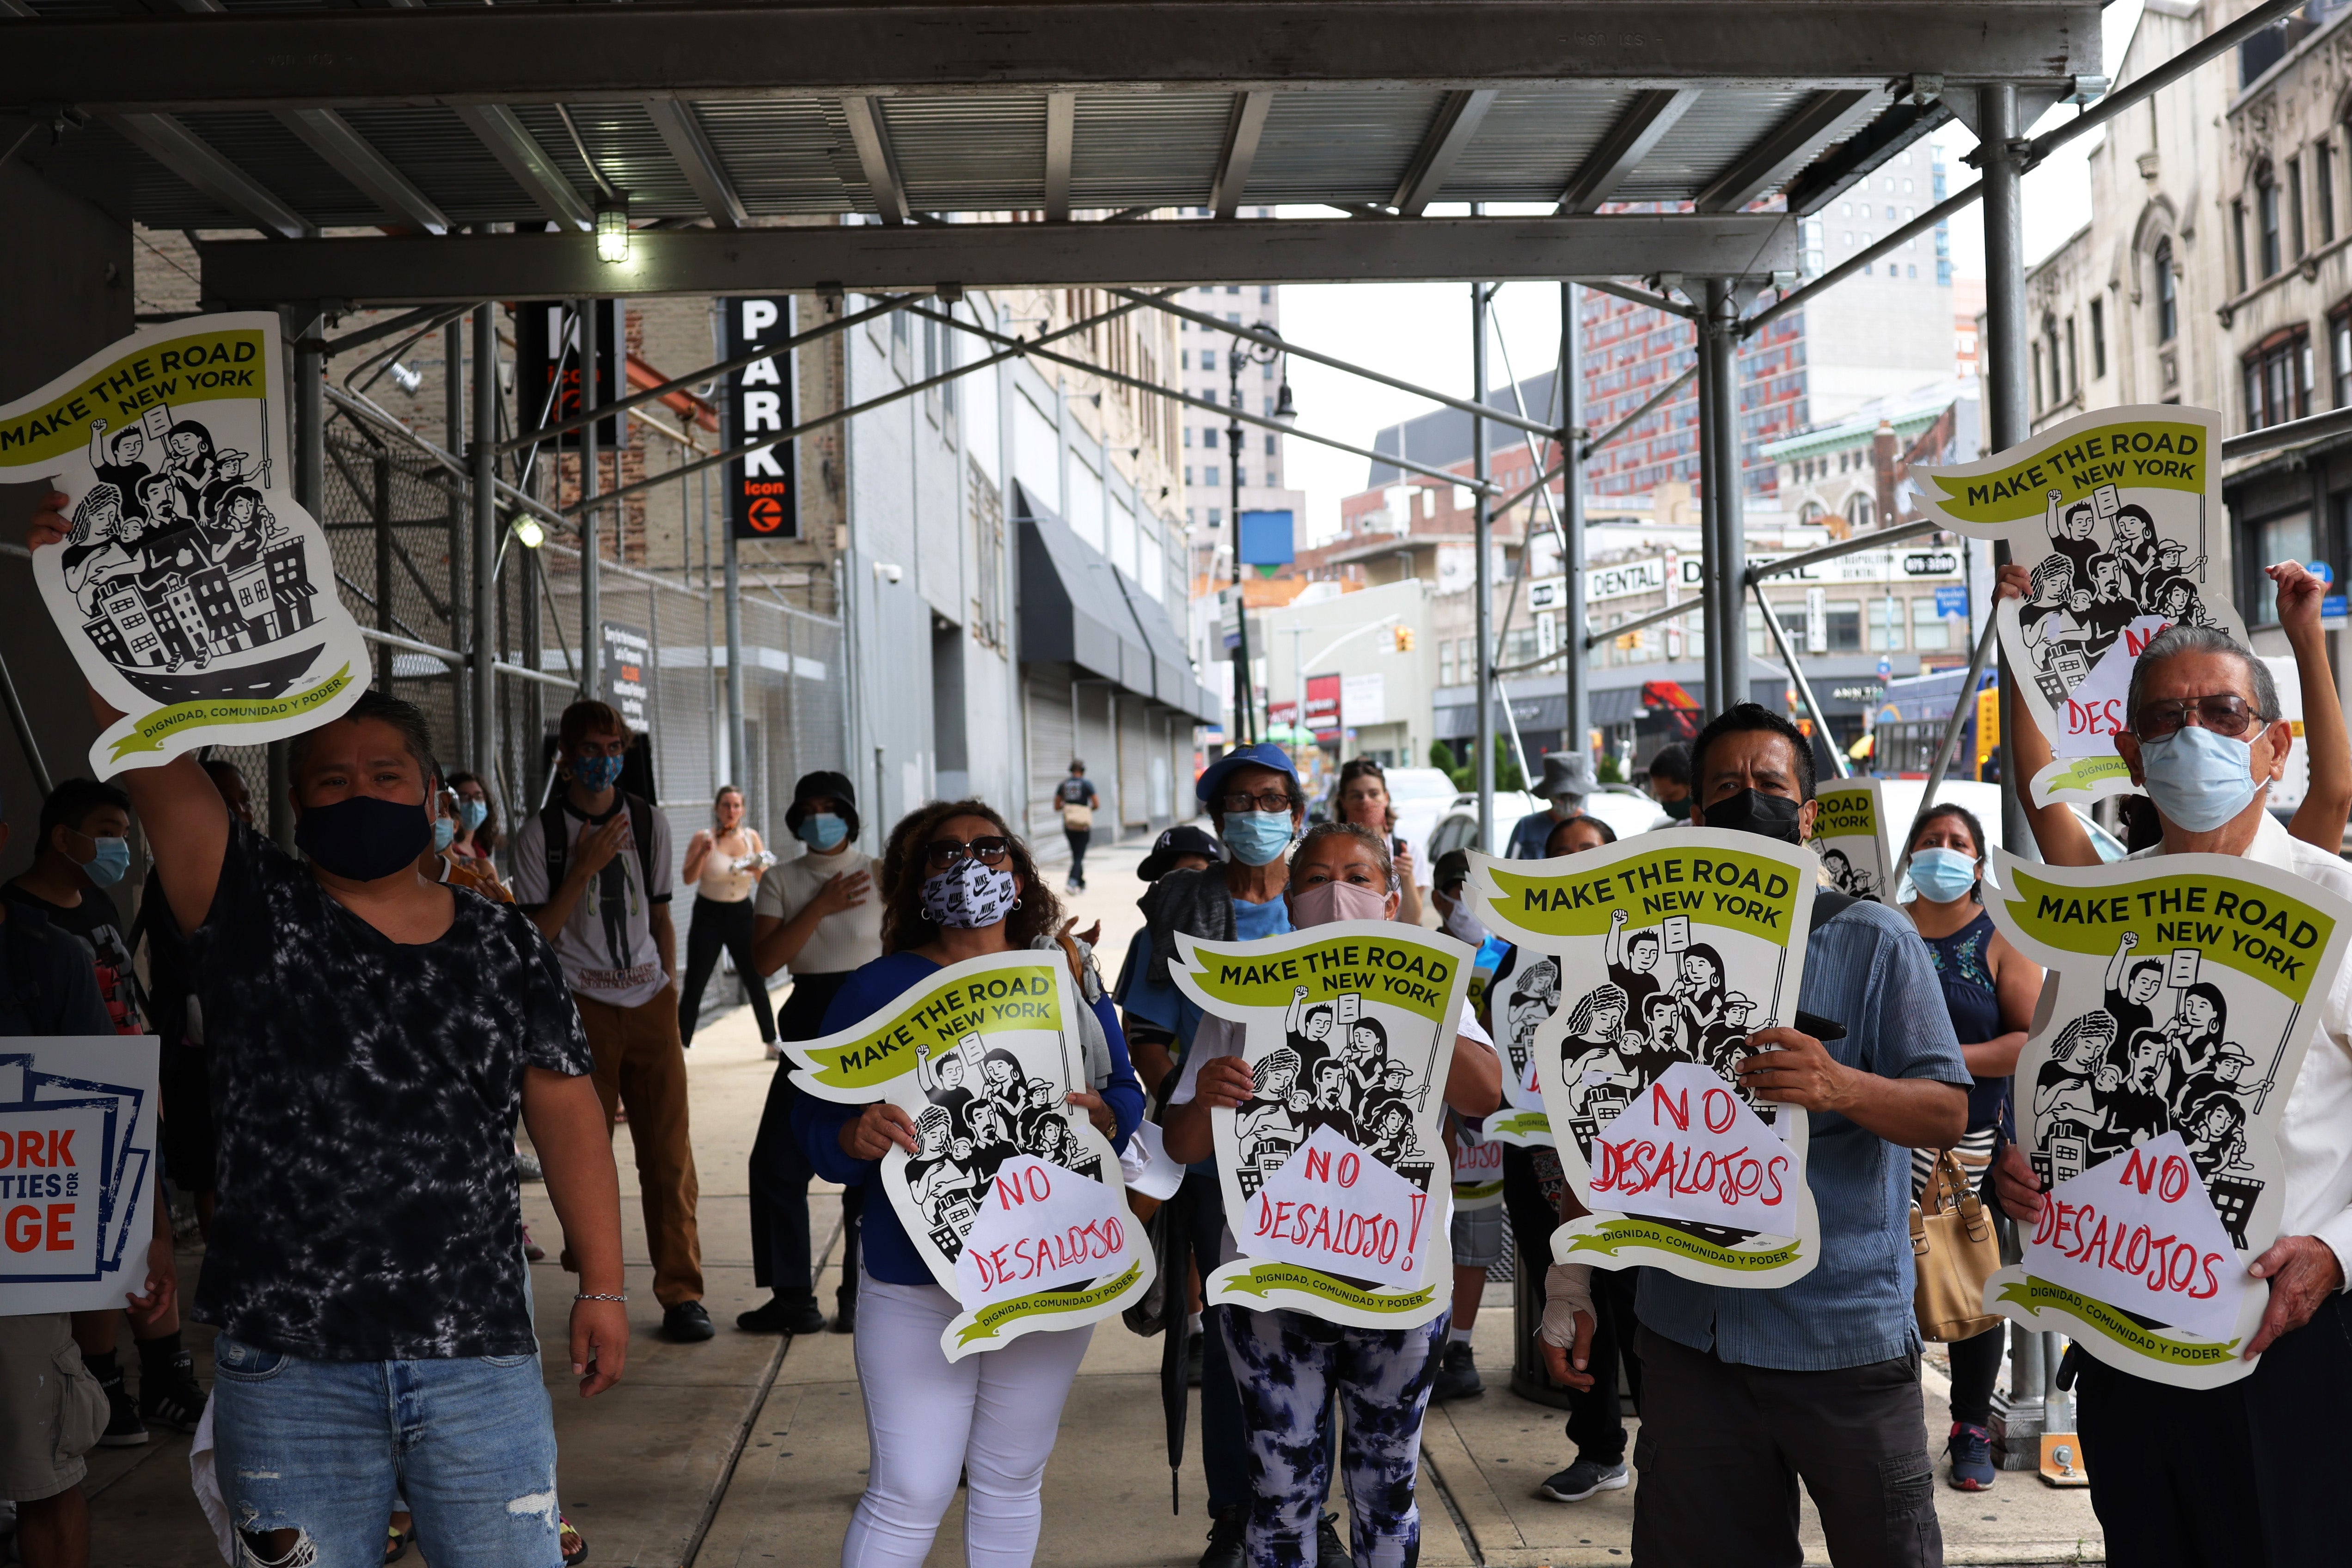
top-left (210, 1335), bottom-right (563, 1568)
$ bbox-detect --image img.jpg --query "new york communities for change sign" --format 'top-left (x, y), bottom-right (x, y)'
top-left (1, 1039), bottom-right (161, 1316)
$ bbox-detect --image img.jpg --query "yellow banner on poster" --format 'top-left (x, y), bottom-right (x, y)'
top-left (1920, 419), bottom-right (2206, 525)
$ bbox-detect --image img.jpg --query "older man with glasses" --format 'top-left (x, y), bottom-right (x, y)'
top-left (1997, 574), bottom-right (2352, 1567)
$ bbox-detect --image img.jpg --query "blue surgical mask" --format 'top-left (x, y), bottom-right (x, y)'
top-left (2138, 724), bottom-right (2262, 833)
top-left (432, 817), bottom-right (457, 852)
top-left (83, 836), bottom-right (130, 888)
top-left (1221, 810), bottom-right (1295, 867)
top-left (573, 753), bottom-right (625, 793)
top-left (1907, 847), bottom-right (1978, 905)
top-left (458, 799), bottom-right (489, 833)
top-left (797, 812), bottom-right (848, 851)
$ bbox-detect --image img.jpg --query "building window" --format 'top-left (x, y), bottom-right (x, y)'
top-left (2259, 165), bottom-right (2283, 279)
top-left (2334, 307), bottom-right (2352, 407)
top-left (2254, 511), bottom-right (2315, 624)
top-left (2154, 239), bottom-right (2178, 343)
top-left (1911, 596), bottom-right (1954, 652)
top-left (2064, 315), bottom-right (2079, 398)
top-left (2090, 298), bottom-right (2107, 380)
top-left (1824, 601), bottom-right (1862, 652)
top-left (2242, 325), bottom-right (2313, 431)
top-left (1204, 465), bottom-right (1220, 487)
top-left (2233, 200), bottom-right (2250, 291)
top-left (2323, 140), bottom-right (2340, 245)
top-left (2290, 155), bottom-right (2308, 259)
top-left (1439, 640), bottom-right (1455, 686)
top-left (2031, 341), bottom-right (2046, 410)
top-left (1868, 596), bottom-right (1905, 652)
top-left (1200, 349), bottom-right (1217, 371)
top-left (1844, 491), bottom-right (1876, 530)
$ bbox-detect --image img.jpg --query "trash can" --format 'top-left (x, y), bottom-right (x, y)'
top-left (1509, 1259), bottom-right (1577, 1409)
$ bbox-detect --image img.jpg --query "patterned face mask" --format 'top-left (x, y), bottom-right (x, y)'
top-left (920, 859), bottom-right (1018, 929)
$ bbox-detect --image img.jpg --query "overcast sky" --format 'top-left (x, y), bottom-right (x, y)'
top-left (1274, 1), bottom-right (2144, 543)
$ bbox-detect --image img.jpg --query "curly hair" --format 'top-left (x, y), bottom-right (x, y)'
top-left (877, 797), bottom-right (1064, 953)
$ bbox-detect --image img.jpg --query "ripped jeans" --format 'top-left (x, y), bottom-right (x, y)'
top-left (1225, 1306), bottom-right (1449, 1568)
top-left (209, 1335), bottom-right (562, 1568)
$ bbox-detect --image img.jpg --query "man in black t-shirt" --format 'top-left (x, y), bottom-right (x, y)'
top-left (26, 496), bottom-right (631, 1568)
top-left (1053, 760), bottom-right (1101, 891)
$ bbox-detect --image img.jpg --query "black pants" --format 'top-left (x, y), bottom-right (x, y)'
top-left (1064, 827), bottom-right (1090, 885)
top-left (1632, 1326), bottom-right (1940, 1568)
top-left (2076, 1292), bottom-right (2352, 1567)
top-left (1943, 1322), bottom-right (2004, 1430)
top-left (747, 971), bottom-right (853, 1298)
top-left (158, 1035), bottom-right (216, 1193)
top-left (1504, 1144), bottom-right (1643, 1466)
top-left (679, 895), bottom-right (776, 1046)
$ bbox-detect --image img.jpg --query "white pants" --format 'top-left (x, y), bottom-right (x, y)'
top-left (844, 1269), bottom-right (1093, 1568)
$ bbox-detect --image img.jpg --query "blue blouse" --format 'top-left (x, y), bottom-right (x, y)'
top-left (791, 949), bottom-right (1147, 1286)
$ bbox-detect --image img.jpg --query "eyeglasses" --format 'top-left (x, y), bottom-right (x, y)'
top-left (2131, 694), bottom-right (2272, 741)
top-left (925, 836), bottom-right (1011, 869)
top-left (1219, 790), bottom-right (1298, 815)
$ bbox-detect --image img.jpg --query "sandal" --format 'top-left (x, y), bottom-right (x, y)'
top-left (386, 1520), bottom-right (412, 1562)
top-left (560, 1513), bottom-right (589, 1566)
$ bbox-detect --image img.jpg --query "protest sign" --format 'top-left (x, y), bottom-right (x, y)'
top-left (1810, 778), bottom-right (1894, 903)
top-left (1915, 406), bottom-right (2236, 806)
top-left (1466, 833), bottom-right (1821, 1286)
top-left (1452, 1121), bottom-right (1505, 1210)
top-left (782, 951), bottom-right (1150, 1358)
top-left (0, 1038), bottom-right (160, 1317)
top-left (1979, 850), bottom-right (2352, 1387)
top-left (0, 313), bottom-right (367, 776)
top-left (1486, 949), bottom-right (1560, 1147)
top-left (1172, 921), bottom-right (1473, 1329)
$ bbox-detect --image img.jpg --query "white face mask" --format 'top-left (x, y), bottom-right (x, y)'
top-left (1440, 897), bottom-right (1488, 949)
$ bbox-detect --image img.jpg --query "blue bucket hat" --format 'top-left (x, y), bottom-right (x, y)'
top-left (1195, 741), bottom-right (1302, 809)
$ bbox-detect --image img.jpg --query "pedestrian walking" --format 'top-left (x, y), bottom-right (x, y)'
top-left (1053, 761), bottom-right (1100, 890)
top-left (677, 784), bottom-right (778, 1051)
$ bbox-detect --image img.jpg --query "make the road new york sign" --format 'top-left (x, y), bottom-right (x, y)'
top-left (1173, 921), bottom-right (1475, 1330)
top-left (782, 950), bottom-right (1151, 1360)
top-left (1978, 849), bottom-right (2351, 1388)
top-left (1466, 833), bottom-right (1823, 1288)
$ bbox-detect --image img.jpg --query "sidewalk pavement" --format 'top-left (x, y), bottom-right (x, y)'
top-left (80, 833), bottom-right (2104, 1566)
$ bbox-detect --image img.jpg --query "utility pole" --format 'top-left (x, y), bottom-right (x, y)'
top-left (1225, 322), bottom-right (1295, 751)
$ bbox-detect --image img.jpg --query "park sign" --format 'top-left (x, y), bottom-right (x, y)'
top-left (0, 313), bottom-right (366, 775)
top-left (1978, 849), bottom-right (2352, 1388)
top-left (781, 950), bottom-right (1151, 1358)
top-left (724, 297), bottom-right (798, 540)
top-left (1465, 832), bottom-right (1823, 1287)
top-left (1915, 405), bottom-right (2238, 808)
top-left (1172, 921), bottom-right (1475, 1329)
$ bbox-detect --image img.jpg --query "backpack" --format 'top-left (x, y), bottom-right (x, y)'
top-left (539, 791), bottom-right (659, 905)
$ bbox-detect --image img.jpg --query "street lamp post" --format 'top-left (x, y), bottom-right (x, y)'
top-left (1226, 322), bottom-right (1297, 749)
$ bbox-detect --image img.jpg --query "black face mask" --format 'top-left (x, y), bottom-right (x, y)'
top-left (1698, 787), bottom-right (1805, 844)
top-left (1661, 796), bottom-right (1693, 821)
top-left (294, 793), bottom-right (434, 881)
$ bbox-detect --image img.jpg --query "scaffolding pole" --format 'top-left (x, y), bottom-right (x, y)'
top-left (1698, 279), bottom-right (1744, 720)
top-left (1561, 282), bottom-right (1588, 768)
top-left (580, 297), bottom-right (602, 702)
top-left (280, 304), bottom-right (325, 850)
top-left (1472, 280), bottom-right (1495, 849)
top-left (471, 305), bottom-right (500, 772)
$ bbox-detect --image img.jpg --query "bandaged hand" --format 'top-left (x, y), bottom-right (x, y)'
top-left (1537, 1263), bottom-right (1598, 1392)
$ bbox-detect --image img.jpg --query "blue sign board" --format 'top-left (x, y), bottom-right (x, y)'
top-left (2309, 560), bottom-right (2334, 585)
top-left (2323, 594), bottom-right (2348, 623)
top-left (1934, 584), bottom-right (1971, 618)
top-left (1238, 509), bottom-right (1296, 566)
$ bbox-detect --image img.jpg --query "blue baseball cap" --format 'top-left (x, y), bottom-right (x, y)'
top-left (1196, 741), bottom-right (1302, 808)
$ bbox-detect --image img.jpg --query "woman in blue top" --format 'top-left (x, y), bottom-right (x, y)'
top-left (1899, 802), bottom-right (2041, 1494)
top-left (793, 799), bottom-right (1144, 1568)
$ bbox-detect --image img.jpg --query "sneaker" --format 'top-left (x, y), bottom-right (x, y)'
top-left (1537, 1459), bottom-right (1629, 1502)
top-left (661, 1302), bottom-right (716, 1343)
top-left (1315, 1511), bottom-right (1348, 1568)
top-left (736, 1294), bottom-right (827, 1335)
top-left (1198, 1508), bottom-right (1245, 1568)
top-left (1429, 1340), bottom-right (1483, 1403)
top-left (1946, 1421), bottom-right (1997, 1491)
top-left (97, 1368), bottom-right (148, 1447)
top-left (516, 1150), bottom-right (545, 1182)
top-left (139, 1351), bottom-right (207, 1433)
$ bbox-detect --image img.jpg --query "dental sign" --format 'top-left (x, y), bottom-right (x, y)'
top-left (1676, 549), bottom-right (1961, 587)
top-left (726, 298), bottom-right (797, 541)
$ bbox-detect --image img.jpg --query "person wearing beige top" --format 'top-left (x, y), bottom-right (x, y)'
top-left (677, 785), bottom-right (777, 1049)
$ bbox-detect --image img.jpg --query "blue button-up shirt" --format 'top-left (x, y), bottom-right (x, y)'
top-left (1637, 898), bottom-right (1969, 1372)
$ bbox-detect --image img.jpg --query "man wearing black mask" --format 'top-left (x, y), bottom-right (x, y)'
top-left (1551, 702), bottom-right (1970, 1568)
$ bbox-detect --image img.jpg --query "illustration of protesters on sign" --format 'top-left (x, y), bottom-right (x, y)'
top-left (1168, 918), bottom-right (1481, 1329)
top-left (1916, 405), bottom-right (2240, 806)
top-left (1465, 833), bottom-right (1824, 1287)
top-left (1809, 778), bottom-right (1893, 904)
top-left (783, 950), bottom-right (1150, 1359)
top-left (1484, 950), bottom-right (1559, 1147)
top-left (0, 312), bottom-right (367, 776)
top-left (1978, 851), bottom-right (2352, 1388)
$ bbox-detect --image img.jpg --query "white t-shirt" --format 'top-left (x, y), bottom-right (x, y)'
top-left (512, 798), bottom-right (675, 1009)
top-left (753, 846), bottom-right (883, 975)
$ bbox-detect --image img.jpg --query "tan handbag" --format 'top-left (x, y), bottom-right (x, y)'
top-left (1061, 802), bottom-right (1094, 831)
top-left (1911, 1150), bottom-right (2003, 1342)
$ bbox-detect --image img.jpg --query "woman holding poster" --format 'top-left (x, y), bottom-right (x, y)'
top-left (1896, 801), bottom-right (2042, 1491)
top-left (790, 802), bottom-right (1144, 1568)
top-left (1161, 822), bottom-right (1501, 1568)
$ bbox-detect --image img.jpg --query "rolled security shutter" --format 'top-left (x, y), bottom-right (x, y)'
top-left (1026, 679), bottom-right (1074, 841)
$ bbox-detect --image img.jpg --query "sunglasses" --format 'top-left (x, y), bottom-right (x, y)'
top-left (2131, 694), bottom-right (2272, 742)
top-left (926, 836), bottom-right (1011, 869)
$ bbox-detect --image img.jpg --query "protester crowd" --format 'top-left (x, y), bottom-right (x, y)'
top-left (4, 484), bottom-right (2349, 1568)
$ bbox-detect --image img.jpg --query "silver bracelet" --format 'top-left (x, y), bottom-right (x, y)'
top-left (573, 1292), bottom-right (628, 1303)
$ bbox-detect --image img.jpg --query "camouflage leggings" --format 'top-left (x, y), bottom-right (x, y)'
top-left (1225, 1306), bottom-right (1450, 1568)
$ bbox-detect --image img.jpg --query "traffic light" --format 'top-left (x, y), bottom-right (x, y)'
top-left (1615, 632), bottom-right (1638, 650)
top-left (1393, 625), bottom-right (1416, 653)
